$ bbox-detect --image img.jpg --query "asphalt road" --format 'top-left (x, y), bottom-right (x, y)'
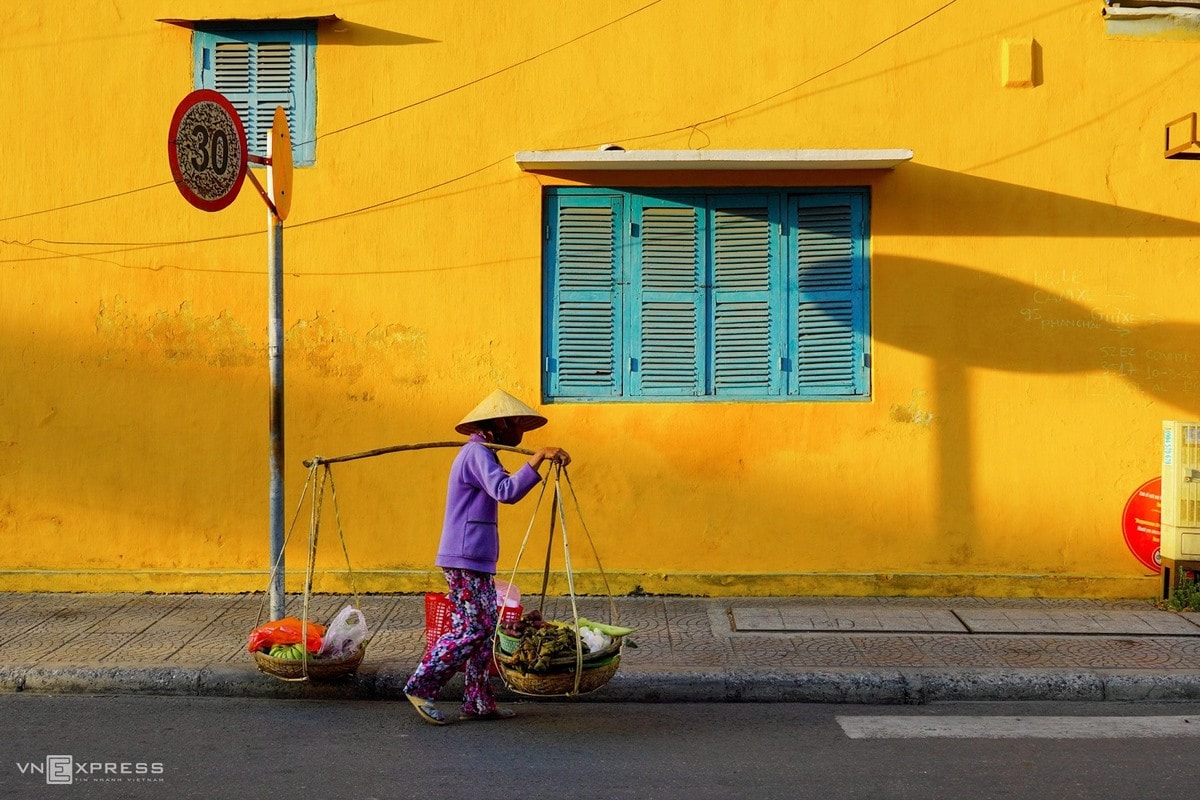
top-left (2, 695), bottom-right (1198, 800)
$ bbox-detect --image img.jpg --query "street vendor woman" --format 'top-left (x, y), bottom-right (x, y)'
top-left (404, 389), bottom-right (570, 725)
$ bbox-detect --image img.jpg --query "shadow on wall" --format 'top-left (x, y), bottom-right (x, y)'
top-left (876, 164), bottom-right (1200, 239)
top-left (0, 317), bottom-right (448, 571)
top-left (872, 165), bottom-right (1200, 568)
top-left (877, 256), bottom-right (1200, 412)
top-left (876, 255), bottom-right (1200, 567)
top-left (875, 164), bottom-right (1200, 412)
top-left (320, 20), bottom-right (440, 47)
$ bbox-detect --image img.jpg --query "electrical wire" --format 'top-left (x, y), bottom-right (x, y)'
top-left (611, 0), bottom-right (960, 148)
top-left (0, 1), bottom-right (665, 226)
top-left (0, 181), bottom-right (174, 224)
top-left (701, 0), bottom-right (958, 129)
top-left (0, 0), bottom-right (956, 264)
top-left (0, 157), bottom-right (509, 263)
top-left (307, 0), bottom-right (665, 145)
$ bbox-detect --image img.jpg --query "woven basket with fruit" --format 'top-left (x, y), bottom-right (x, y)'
top-left (252, 642), bottom-right (366, 681)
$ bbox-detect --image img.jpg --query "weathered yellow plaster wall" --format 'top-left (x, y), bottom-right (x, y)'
top-left (2, 1), bottom-right (1198, 597)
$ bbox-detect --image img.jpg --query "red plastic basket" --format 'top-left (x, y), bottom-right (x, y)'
top-left (424, 592), bottom-right (522, 676)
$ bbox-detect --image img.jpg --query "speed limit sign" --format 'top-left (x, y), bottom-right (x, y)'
top-left (167, 89), bottom-right (248, 212)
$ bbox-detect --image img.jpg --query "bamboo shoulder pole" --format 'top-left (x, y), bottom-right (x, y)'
top-left (303, 441), bottom-right (535, 468)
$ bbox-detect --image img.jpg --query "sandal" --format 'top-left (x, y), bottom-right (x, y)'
top-left (406, 693), bottom-right (448, 726)
top-left (458, 707), bottom-right (517, 722)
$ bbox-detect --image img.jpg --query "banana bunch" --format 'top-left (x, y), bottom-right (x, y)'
top-left (576, 618), bottom-right (633, 637)
top-left (267, 643), bottom-right (310, 660)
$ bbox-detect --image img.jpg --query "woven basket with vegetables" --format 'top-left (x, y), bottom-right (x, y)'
top-left (491, 461), bottom-right (635, 697)
top-left (493, 609), bottom-right (632, 696)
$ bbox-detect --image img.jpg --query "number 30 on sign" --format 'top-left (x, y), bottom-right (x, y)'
top-left (167, 89), bottom-right (248, 212)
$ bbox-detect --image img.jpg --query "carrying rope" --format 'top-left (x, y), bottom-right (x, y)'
top-left (255, 459), bottom-right (362, 681)
top-left (497, 461), bottom-right (620, 697)
top-left (260, 440), bottom-right (532, 677)
top-left (257, 440), bottom-right (616, 693)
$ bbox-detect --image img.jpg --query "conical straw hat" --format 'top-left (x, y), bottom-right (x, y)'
top-left (455, 389), bottom-right (548, 435)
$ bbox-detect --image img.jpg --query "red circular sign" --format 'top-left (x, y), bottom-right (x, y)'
top-left (1122, 477), bottom-right (1161, 573)
top-left (167, 89), bottom-right (247, 212)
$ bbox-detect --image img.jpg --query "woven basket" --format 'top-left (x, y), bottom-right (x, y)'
top-left (544, 636), bottom-right (621, 668)
top-left (253, 644), bottom-right (366, 681)
top-left (500, 654), bottom-right (620, 696)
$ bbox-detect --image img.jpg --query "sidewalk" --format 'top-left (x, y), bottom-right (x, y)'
top-left (2, 593), bottom-right (1200, 703)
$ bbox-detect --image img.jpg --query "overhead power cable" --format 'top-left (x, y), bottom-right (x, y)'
top-left (308, 0), bottom-right (665, 145)
top-left (0, 1), bottom-right (665, 226)
top-left (0, 181), bottom-right (174, 224)
top-left (0, 0), bottom-right (957, 263)
top-left (0, 157), bottom-right (509, 263)
top-left (614, 0), bottom-right (960, 148)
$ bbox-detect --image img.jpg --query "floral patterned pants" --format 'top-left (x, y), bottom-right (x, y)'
top-left (404, 568), bottom-right (499, 715)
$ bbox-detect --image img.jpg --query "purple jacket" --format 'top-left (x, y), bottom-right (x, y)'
top-left (435, 434), bottom-right (542, 573)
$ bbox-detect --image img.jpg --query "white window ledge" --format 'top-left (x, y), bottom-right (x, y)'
top-left (1106, 1), bottom-right (1200, 8)
top-left (514, 149), bottom-right (914, 172)
top-left (1104, 6), bottom-right (1200, 19)
top-left (1103, 3), bottom-right (1200, 37)
top-left (158, 15), bottom-right (338, 29)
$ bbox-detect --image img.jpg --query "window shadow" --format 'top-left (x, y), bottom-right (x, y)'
top-left (876, 163), bottom-right (1200, 239)
top-left (320, 20), bottom-right (439, 46)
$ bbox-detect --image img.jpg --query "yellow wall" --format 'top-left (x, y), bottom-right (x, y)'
top-left (2, 0), bottom-right (1197, 597)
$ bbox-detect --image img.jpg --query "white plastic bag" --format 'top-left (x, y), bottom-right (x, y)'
top-left (494, 578), bottom-right (521, 609)
top-left (317, 605), bottom-right (368, 659)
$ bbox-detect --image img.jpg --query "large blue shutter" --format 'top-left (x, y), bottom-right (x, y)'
top-left (194, 28), bottom-right (316, 166)
top-left (709, 195), bottom-right (782, 396)
top-left (630, 197), bottom-right (705, 396)
top-left (545, 194), bottom-right (623, 398)
top-left (789, 193), bottom-right (868, 396)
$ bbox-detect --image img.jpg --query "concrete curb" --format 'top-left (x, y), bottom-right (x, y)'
top-left (5, 664), bottom-right (1200, 704)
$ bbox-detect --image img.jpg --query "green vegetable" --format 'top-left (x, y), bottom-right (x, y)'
top-left (577, 618), bottom-right (634, 637)
top-left (509, 624), bottom-right (578, 672)
top-left (267, 643), bottom-right (310, 660)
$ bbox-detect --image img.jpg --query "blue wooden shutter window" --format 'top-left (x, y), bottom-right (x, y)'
top-left (544, 188), bottom-right (869, 402)
top-left (631, 197), bottom-right (706, 396)
top-left (789, 193), bottom-right (868, 397)
top-left (194, 27), bottom-right (316, 166)
top-left (545, 194), bottom-right (623, 397)
top-left (709, 195), bottom-right (782, 397)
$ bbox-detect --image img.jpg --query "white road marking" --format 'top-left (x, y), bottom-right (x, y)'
top-left (837, 716), bottom-right (1200, 739)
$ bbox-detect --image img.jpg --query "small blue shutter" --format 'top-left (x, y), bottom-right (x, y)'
top-left (194, 28), bottom-right (316, 166)
top-left (252, 39), bottom-right (297, 156)
top-left (630, 197), bottom-right (705, 396)
top-left (789, 193), bottom-right (868, 397)
top-left (709, 195), bottom-right (782, 397)
top-left (545, 193), bottom-right (623, 398)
